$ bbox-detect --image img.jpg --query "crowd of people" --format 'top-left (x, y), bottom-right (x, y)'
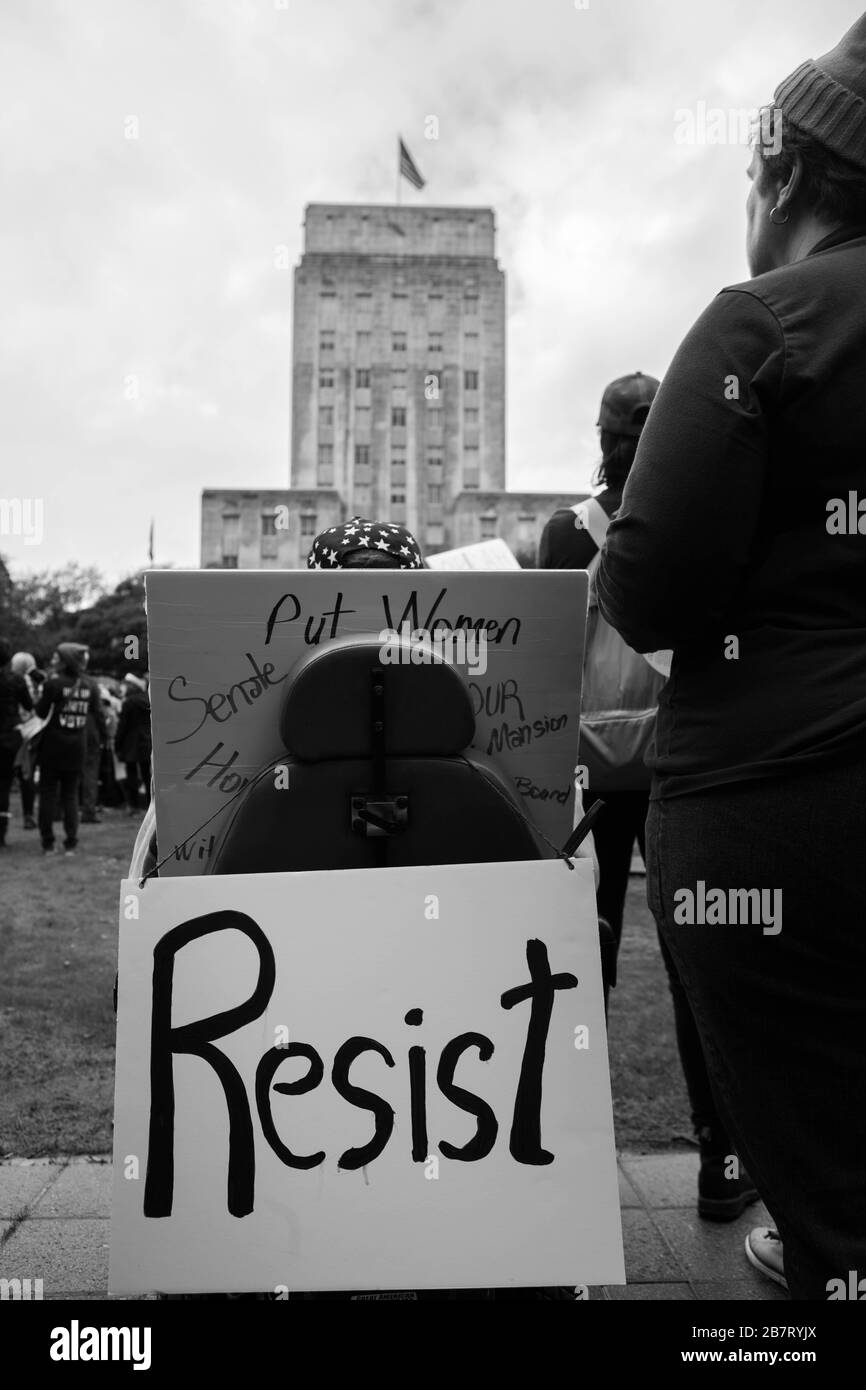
top-left (0, 639), bottom-right (152, 855)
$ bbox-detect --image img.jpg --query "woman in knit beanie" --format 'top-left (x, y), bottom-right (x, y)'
top-left (597, 16), bottom-right (866, 1301)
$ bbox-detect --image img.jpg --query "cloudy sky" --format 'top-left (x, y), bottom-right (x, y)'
top-left (0, 0), bottom-right (858, 582)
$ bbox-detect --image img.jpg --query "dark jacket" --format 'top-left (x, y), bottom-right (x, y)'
top-left (0, 669), bottom-right (33, 752)
top-left (115, 688), bottom-right (152, 763)
top-left (36, 651), bottom-right (106, 773)
top-left (597, 226), bottom-right (866, 798)
top-left (539, 487), bottom-right (621, 570)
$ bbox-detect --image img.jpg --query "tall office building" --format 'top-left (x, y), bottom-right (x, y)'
top-left (292, 202), bottom-right (504, 553)
top-left (201, 203), bottom-right (579, 569)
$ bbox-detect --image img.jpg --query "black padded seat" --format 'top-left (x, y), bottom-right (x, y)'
top-left (206, 633), bottom-right (551, 874)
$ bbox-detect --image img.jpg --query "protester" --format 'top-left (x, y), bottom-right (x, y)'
top-left (115, 673), bottom-right (152, 814)
top-left (35, 642), bottom-right (106, 855)
top-left (597, 15), bottom-right (866, 1299)
top-left (97, 682), bottom-right (124, 807)
top-left (0, 639), bottom-right (34, 849)
top-left (10, 651), bottom-right (41, 830)
top-left (79, 646), bottom-right (104, 824)
top-left (540, 375), bottom-right (759, 1223)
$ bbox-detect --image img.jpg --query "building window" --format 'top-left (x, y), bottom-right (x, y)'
top-left (221, 512), bottom-right (240, 564)
top-left (464, 370), bottom-right (479, 391)
top-left (392, 292), bottom-right (408, 301)
top-left (301, 511), bottom-right (317, 537)
top-left (355, 405), bottom-right (371, 432)
top-left (319, 290), bottom-right (336, 300)
top-left (480, 513), bottom-right (498, 540)
top-left (355, 368), bottom-right (371, 389)
top-left (464, 332), bottom-right (479, 345)
top-left (426, 405), bottom-right (442, 429)
top-left (261, 512), bottom-right (277, 537)
top-left (464, 445), bottom-right (480, 489)
top-left (392, 332), bottom-right (408, 353)
top-left (427, 484), bottom-right (442, 504)
top-left (426, 522), bottom-right (444, 547)
top-left (390, 491), bottom-right (406, 521)
top-left (464, 408), bottom-right (479, 426)
top-left (391, 406), bottom-right (406, 427)
top-left (319, 331), bottom-right (335, 355)
top-left (319, 371), bottom-right (334, 389)
top-left (319, 406), bottom-right (334, 428)
top-left (464, 294), bottom-right (479, 314)
top-left (317, 444), bottom-right (334, 485)
top-left (355, 290), bottom-right (372, 300)
top-left (428, 333), bottom-right (443, 355)
top-left (391, 456), bottom-right (406, 484)
top-left (356, 330), bottom-right (371, 356)
top-left (426, 454), bottom-right (443, 479)
top-left (355, 444), bottom-right (371, 470)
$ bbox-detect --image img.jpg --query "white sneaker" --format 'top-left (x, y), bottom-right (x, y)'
top-left (745, 1227), bottom-right (788, 1291)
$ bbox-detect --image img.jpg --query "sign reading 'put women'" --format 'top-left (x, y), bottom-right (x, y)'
top-left (144, 570), bottom-right (588, 873)
top-left (110, 859), bottom-right (623, 1294)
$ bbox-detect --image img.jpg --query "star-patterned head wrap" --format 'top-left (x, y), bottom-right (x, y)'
top-left (307, 517), bottom-right (424, 570)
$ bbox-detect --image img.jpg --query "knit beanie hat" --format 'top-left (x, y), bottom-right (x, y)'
top-left (775, 15), bottom-right (866, 172)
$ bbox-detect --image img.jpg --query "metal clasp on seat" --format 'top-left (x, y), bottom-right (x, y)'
top-left (350, 794), bottom-right (409, 837)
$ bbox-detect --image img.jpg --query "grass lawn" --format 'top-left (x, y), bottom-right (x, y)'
top-left (0, 814), bottom-right (694, 1156)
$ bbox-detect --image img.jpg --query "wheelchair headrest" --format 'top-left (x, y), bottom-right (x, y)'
top-left (280, 634), bottom-right (476, 761)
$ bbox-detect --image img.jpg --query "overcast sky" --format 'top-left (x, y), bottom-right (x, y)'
top-left (0, 0), bottom-right (859, 583)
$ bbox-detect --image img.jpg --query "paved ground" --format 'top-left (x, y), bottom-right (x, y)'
top-left (0, 1152), bottom-right (786, 1301)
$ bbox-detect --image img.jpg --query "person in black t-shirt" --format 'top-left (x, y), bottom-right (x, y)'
top-left (36, 643), bottom-right (106, 855)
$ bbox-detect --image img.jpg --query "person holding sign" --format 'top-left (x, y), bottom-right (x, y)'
top-left (540, 376), bottom-right (757, 1225)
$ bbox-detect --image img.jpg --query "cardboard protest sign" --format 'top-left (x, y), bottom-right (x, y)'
top-left (110, 857), bottom-right (623, 1294)
top-left (426, 538), bottom-right (521, 570)
top-left (145, 570), bottom-right (587, 875)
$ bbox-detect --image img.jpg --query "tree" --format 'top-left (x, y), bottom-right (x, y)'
top-left (13, 564), bottom-right (105, 629)
top-left (0, 554), bottom-right (31, 653)
top-left (73, 573), bottom-right (148, 676)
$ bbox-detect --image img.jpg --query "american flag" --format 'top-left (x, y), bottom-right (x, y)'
top-left (398, 137), bottom-right (425, 190)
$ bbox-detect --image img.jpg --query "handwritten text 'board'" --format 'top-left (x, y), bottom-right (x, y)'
top-left (110, 857), bottom-right (623, 1293)
top-left (145, 570), bottom-right (587, 874)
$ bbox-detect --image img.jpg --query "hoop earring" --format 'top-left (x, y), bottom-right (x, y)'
top-left (769, 206), bottom-right (789, 225)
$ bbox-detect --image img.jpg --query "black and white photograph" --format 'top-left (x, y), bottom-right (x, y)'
top-left (1, 0), bottom-right (864, 1366)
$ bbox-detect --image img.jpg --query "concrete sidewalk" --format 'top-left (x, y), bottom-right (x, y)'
top-left (0, 1152), bottom-right (786, 1300)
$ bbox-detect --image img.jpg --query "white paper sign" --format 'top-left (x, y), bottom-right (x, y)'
top-left (110, 858), bottom-right (623, 1293)
top-left (426, 539), bottom-right (521, 570)
top-left (144, 570), bottom-right (587, 875)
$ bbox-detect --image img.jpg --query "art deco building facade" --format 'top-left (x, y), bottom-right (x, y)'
top-left (201, 203), bottom-right (580, 569)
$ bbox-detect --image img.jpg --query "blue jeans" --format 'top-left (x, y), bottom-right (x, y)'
top-left (647, 753), bottom-right (866, 1300)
